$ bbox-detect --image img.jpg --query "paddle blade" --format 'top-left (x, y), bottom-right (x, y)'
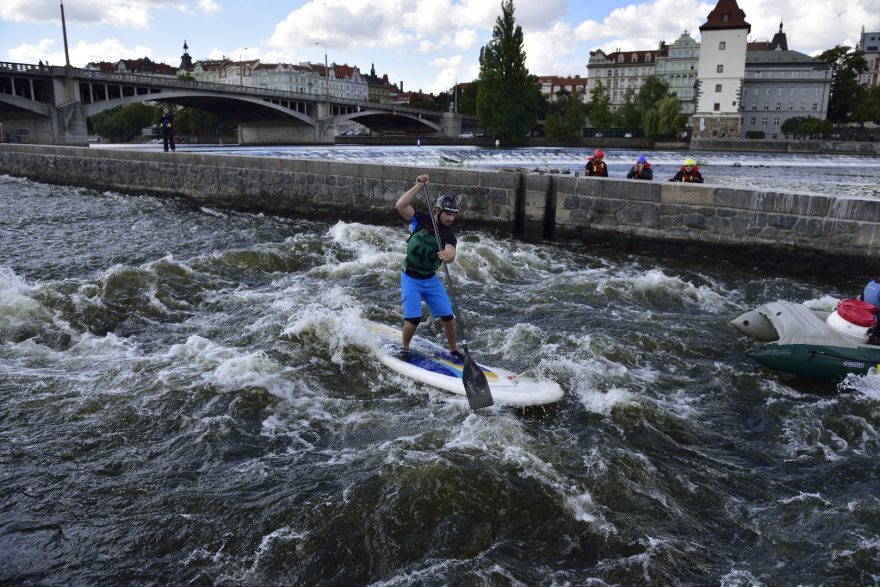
top-left (461, 349), bottom-right (493, 409)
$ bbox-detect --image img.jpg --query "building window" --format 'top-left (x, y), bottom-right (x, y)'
top-left (719, 41), bottom-right (726, 50)
top-left (800, 104), bottom-right (806, 110)
top-left (788, 103), bottom-right (793, 110)
top-left (714, 103), bottom-right (720, 111)
top-left (764, 104), bottom-right (769, 110)
top-left (812, 103), bottom-right (818, 111)
top-left (750, 117), bottom-right (756, 124)
top-left (766, 88), bottom-right (771, 95)
top-left (753, 89), bottom-right (758, 96)
top-left (716, 84), bottom-right (722, 92)
top-left (752, 105), bottom-right (757, 110)
top-left (717, 64), bottom-right (724, 73)
top-left (773, 118), bottom-right (780, 126)
top-left (776, 103), bottom-right (781, 110)
top-left (777, 89), bottom-right (783, 96)
top-left (762, 117), bottom-right (768, 126)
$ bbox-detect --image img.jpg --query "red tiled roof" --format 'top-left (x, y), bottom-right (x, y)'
top-left (700, 0), bottom-right (751, 33)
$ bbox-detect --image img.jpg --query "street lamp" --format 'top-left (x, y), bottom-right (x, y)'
top-left (239, 47), bottom-right (248, 86)
top-left (315, 42), bottom-right (328, 105)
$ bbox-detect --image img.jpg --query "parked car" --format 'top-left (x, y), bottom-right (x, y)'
top-left (458, 132), bottom-right (474, 138)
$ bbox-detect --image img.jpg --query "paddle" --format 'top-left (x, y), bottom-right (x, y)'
top-left (422, 184), bottom-right (494, 409)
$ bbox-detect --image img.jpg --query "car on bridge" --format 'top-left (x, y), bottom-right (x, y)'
top-left (458, 131), bottom-right (474, 138)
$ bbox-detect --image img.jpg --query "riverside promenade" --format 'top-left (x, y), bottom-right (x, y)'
top-left (2, 143), bottom-right (879, 272)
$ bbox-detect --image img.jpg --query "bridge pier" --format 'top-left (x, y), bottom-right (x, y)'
top-left (238, 122), bottom-right (333, 145)
top-left (440, 112), bottom-right (463, 138)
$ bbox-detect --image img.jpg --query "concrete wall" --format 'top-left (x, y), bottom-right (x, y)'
top-left (2, 143), bottom-right (879, 271)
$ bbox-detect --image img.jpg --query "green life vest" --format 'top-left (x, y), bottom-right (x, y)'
top-left (405, 228), bottom-right (442, 276)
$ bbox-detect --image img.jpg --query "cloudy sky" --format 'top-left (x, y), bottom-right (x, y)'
top-left (1, 0), bottom-right (877, 94)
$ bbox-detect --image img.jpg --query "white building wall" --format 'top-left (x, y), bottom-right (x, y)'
top-left (695, 28), bottom-right (748, 115)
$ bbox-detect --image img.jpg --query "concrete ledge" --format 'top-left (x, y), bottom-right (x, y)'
top-left (2, 143), bottom-right (880, 271)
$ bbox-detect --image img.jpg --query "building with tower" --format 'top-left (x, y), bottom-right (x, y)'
top-left (857, 28), bottom-right (880, 87)
top-left (179, 40), bottom-right (192, 72)
top-left (693, 0), bottom-right (750, 139)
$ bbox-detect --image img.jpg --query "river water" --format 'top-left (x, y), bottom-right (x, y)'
top-left (2, 146), bottom-right (880, 585)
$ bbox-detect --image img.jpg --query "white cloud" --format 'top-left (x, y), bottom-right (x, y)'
top-left (523, 22), bottom-right (580, 76)
top-left (8, 37), bottom-right (156, 67)
top-left (196, 0), bottom-right (221, 15)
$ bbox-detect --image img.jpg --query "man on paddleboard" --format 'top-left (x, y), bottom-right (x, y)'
top-left (395, 174), bottom-right (462, 359)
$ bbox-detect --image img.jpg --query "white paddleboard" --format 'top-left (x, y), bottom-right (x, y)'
top-left (366, 320), bottom-right (564, 407)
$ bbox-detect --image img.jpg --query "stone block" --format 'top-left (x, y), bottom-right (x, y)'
top-left (660, 183), bottom-right (713, 205)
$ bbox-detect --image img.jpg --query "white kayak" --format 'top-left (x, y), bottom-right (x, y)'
top-left (366, 320), bottom-right (564, 407)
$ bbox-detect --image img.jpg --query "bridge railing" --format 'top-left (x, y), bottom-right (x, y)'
top-left (0, 61), bottom-right (455, 121)
top-left (0, 62), bottom-right (52, 73)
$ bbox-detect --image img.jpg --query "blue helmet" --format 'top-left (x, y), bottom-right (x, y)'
top-left (435, 194), bottom-right (460, 213)
top-left (637, 155), bottom-right (648, 164)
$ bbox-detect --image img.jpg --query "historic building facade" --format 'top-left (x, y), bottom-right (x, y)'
top-left (586, 47), bottom-right (663, 111)
top-left (740, 24), bottom-right (832, 139)
top-left (857, 28), bottom-right (880, 87)
top-left (653, 31), bottom-right (700, 119)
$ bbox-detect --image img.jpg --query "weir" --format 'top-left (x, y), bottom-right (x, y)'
top-left (2, 143), bottom-right (879, 272)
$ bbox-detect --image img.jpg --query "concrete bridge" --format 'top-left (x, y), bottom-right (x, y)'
top-left (0, 62), bottom-right (475, 146)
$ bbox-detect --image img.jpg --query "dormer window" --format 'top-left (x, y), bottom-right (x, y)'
top-left (631, 54), bottom-right (637, 63)
top-left (618, 55), bottom-right (624, 63)
top-left (646, 54), bottom-right (652, 62)
top-left (722, 13), bottom-right (730, 22)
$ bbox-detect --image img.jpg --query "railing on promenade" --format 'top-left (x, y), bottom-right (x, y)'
top-left (0, 61), bottom-right (452, 121)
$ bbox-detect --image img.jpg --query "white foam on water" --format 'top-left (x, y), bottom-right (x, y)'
top-left (0, 266), bottom-right (55, 337)
top-left (720, 569), bottom-right (766, 587)
top-left (598, 268), bottom-right (733, 313)
top-left (160, 334), bottom-right (295, 397)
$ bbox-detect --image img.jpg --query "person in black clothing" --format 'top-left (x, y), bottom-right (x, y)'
top-left (395, 174), bottom-right (462, 357)
top-left (160, 106), bottom-right (175, 152)
top-left (585, 149), bottom-right (608, 176)
top-left (626, 154), bottom-right (653, 180)
top-left (668, 158), bottom-right (704, 183)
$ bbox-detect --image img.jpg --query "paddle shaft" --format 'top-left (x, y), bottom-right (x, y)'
top-left (421, 185), bottom-right (471, 349)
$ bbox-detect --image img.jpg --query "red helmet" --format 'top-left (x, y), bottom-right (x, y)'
top-left (593, 149), bottom-right (604, 159)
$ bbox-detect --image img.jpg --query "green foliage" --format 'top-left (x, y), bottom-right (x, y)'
top-left (544, 93), bottom-right (587, 141)
top-left (745, 131), bottom-right (765, 139)
top-left (459, 81), bottom-right (478, 115)
top-left (642, 109), bottom-right (659, 146)
top-left (90, 102), bottom-right (237, 141)
top-left (173, 107), bottom-right (237, 137)
top-left (91, 102), bottom-right (161, 142)
top-left (780, 116), bottom-right (835, 138)
top-left (614, 88), bottom-right (641, 130)
top-left (586, 81), bottom-right (613, 130)
top-left (177, 72), bottom-right (195, 81)
top-left (656, 95), bottom-right (686, 134)
top-left (636, 76), bottom-right (670, 112)
top-left (852, 85), bottom-right (880, 125)
top-left (816, 45), bottom-right (868, 124)
top-left (476, 0), bottom-right (542, 146)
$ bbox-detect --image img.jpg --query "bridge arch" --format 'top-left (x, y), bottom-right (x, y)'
top-left (82, 90), bottom-right (316, 126)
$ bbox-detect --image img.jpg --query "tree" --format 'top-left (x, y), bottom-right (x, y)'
top-left (642, 108), bottom-right (659, 146)
top-left (476, 0), bottom-right (542, 145)
top-left (816, 45), bottom-right (867, 124)
top-left (586, 80), bottom-right (613, 130)
top-left (614, 88), bottom-right (641, 130)
top-left (544, 92), bottom-right (587, 142)
top-left (459, 81), bottom-right (479, 115)
top-left (853, 85), bottom-right (880, 126)
top-left (91, 102), bottom-right (161, 142)
top-left (636, 76), bottom-right (670, 113)
top-left (657, 95), bottom-right (686, 135)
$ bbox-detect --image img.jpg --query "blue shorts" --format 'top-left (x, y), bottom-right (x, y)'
top-left (400, 271), bottom-right (453, 319)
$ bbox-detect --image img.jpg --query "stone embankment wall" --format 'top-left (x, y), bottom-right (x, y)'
top-left (692, 138), bottom-right (880, 155)
top-left (2, 144), bottom-right (879, 271)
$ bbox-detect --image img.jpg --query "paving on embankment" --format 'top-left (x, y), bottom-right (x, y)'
top-left (2, 143), bottom-right (878, 275)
